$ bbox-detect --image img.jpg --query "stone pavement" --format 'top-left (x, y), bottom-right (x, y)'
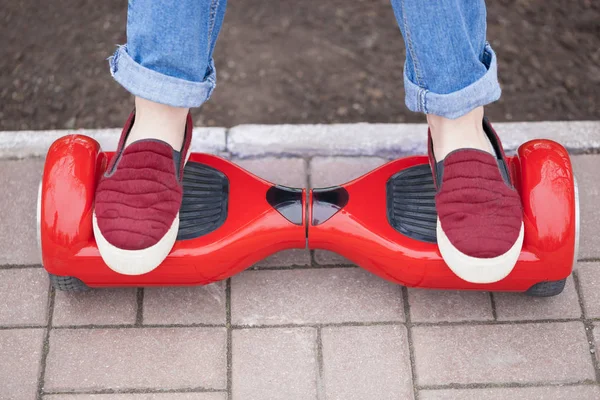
top-left (1, 124), bottom-right (600, 400)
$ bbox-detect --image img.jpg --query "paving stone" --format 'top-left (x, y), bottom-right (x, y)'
top-left (253, 249), bottom-right (311, 268)
top-left (232, 327), bottom-right (318, 400)
top-left (0, 268), bottom-right (48, 326)
top-left (572, 156), bottom-right (600, 260)
top-left (321, 325), bottom-right (413, 400)
top-left (313, 250), bottom-right (355, 266)
top-left (231, 268), bottom-right (404, 325)
top-left (44, 394), bottom-right (227, 400)
top-left (53, 288), bottom-right (137, 326)
top-left (143, 282), bottom-right (226, 325)
top-left (235, 157), bottom-right (307, 187)
top-left (310, 156), bottom-right (387, 187)
top-left (419, 385), bottom-right (600, 400)
top-left (576, 262), bottom-right (600, 318)
top-left (412, 322), bottom-right (594, 386)
top-left (0, 159), bottom-right (44, 265)
top-left (45, 328), bottom-right (227, 391)
top-left (0, 328), bottom-right (44, 400)
top-left (408, 289), bottom-right (493, 323)
top-left (494, 275), bottom-right (581, 321)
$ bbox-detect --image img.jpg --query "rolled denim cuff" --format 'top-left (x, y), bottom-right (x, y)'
top-left (404, 43), bottom-right (501, 119)
top-left (108, 45), bottom-right (216, 108)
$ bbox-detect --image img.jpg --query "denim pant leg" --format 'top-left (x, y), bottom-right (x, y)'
top-left (109, 0), bottom-right (227, 108)
top-left (390, 0), bottom-right (501, 119)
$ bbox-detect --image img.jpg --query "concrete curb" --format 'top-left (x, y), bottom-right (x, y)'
top-left (0, 121), bottom-right (598, 159)
top-left (0, 127), bottom-right (227, 159)
top-left (228, 121), bottom-right (600, 158)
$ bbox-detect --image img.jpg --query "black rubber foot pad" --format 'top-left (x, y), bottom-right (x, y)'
top-left (177, 161), bottom-right (229, 240)
top-left (387, 164), bottom-right (438, 243)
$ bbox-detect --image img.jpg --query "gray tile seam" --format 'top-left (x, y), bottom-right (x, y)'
top-left (579, 258), bottom-right (600, 263)
top-left (226, 278), bottom-right (233, 400)
top-left (304, 157), bottom-right (312, 190)
top-left (224, 127), bottom-right (230, 154)
top-left (0, 325), bottom-right (47, 330)
top-left (406, 318), bottom-right (590, 328)
top-left (43, 388), bottom-right (229, 395)
top-left (37, 284), bottom-right (55, 400)
top-left (12, 323), bottom-right (227, 330)
top-left (135, 288), bottom-right (144, 326)
top-left (417, 380), bottom-right (599, 391)
top-left (402, 285), bottom-right (419, 400)
top-left (489, 292), bottom-right (498, 321)
top-left (310, 259), bottom-right (357, 268)
top-left (0, 264), bottom-right (43, 270)
top-left (6, 318), bottom-right (600, 332)
top-left (232, 321), bottom-right (404, 330)
top-left (309, 250), bottom-right (318, 267)
top-left (306, 156), bottom-right (314, 190)
top-left (572, 270), bottom-right (600, 383)
top-left (231, 319), bottom-right (591, 329)
top-left (315, 327), bottom-right (325, 400)
top-left (583, 320), bottom-right (599, 382)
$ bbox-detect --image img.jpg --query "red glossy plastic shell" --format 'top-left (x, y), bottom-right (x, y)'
top-left (41, 136), bottom-right (575, 292)
top-left (40, 135), bottom-right (306, 287)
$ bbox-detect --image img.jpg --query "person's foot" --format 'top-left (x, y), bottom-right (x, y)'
top-left (428, 109), bottom-right (524, 283)
top-left (126, 97), bottom-right (189, 149)
top-left (92, 107), bottom-right (192, 275)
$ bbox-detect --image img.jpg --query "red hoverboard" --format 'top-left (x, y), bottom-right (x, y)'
top-left (38, 135), bottom-right (579, 296)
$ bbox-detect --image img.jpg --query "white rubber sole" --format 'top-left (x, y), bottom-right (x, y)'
top-left (93, 212), bottom-right (179, 275)
top-left (437, 219), bottom-right (524, 284)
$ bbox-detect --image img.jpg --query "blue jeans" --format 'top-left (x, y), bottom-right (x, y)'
top-left (110, 0), bottom-right (500, 119)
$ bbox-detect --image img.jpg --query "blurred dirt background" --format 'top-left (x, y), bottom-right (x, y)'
top-left (1, 0), bottom-right (599, 130)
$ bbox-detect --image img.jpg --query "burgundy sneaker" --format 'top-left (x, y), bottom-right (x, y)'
top-left (429, 118), bottom-right (524, 283)
top-left (92, 111), bottom-right (193, 275)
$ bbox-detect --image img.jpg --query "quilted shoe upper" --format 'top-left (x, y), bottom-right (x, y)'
top-left (95, 141), bottom-right (184, 250)
top-left (434, 149), bottom-right (523, 258)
